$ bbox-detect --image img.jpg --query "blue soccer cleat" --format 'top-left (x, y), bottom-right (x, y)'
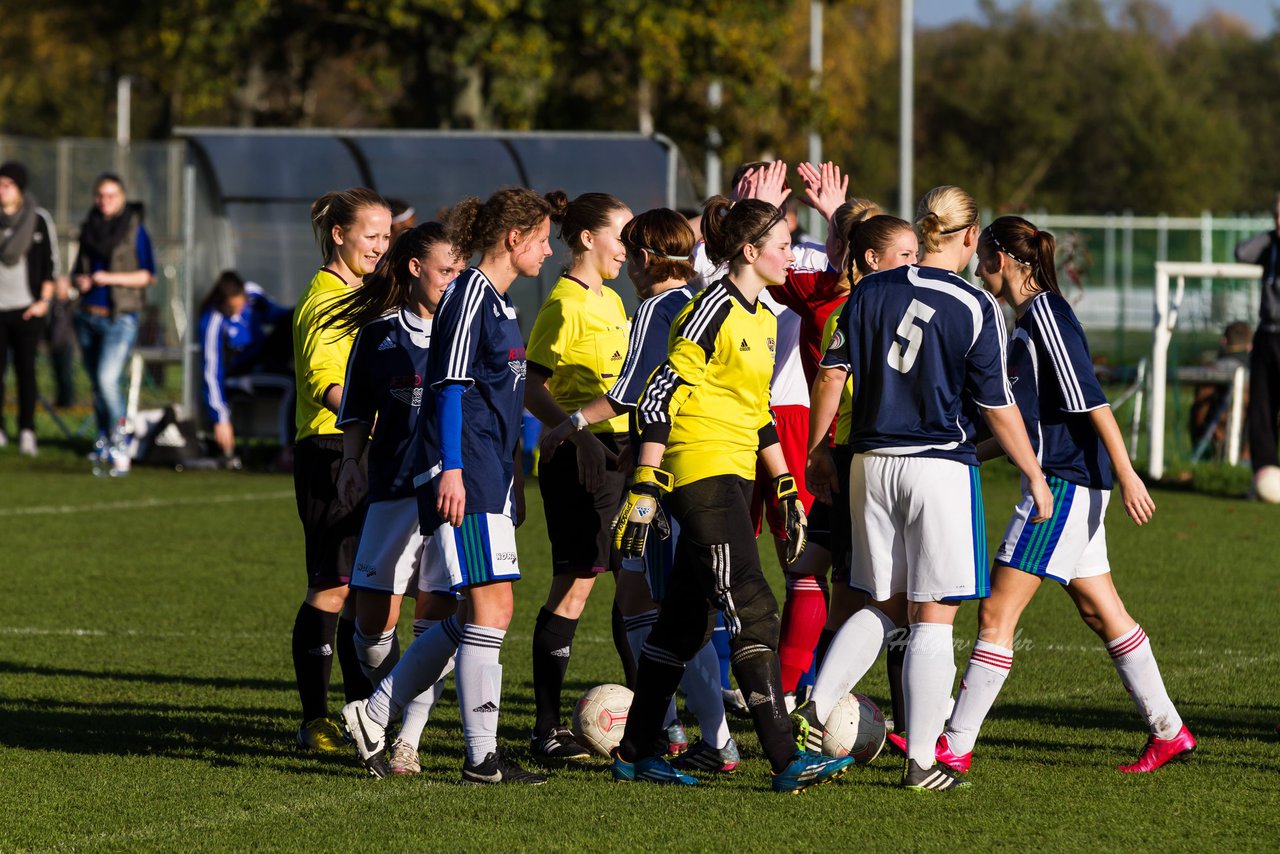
top-left (771, 751), bottom-right (856, 795)
top-left (611, 748), bottom-right (699, 786)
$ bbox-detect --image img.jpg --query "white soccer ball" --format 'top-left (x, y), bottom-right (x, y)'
top-left (1254, 466), bottom-right (1280, 504)
top-left (822, 693), bottom-right (887, 765)
top-left (572, 683), bottom-right (634, 758)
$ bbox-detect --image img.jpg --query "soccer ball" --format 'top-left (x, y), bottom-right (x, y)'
top-left (822, 693), bottom-right (887, 764)
top-left (1253, 466), bottom-right (1280, 504)
top-left (572, 683), bottom-right (634, 758)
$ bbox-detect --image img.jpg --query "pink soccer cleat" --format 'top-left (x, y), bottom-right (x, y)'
top-left (885, 732), bottom-right (971, 773)
top-left (935, 733), bottom-right (972, 774)
top-left (1118, 724), bottom-right (1196, 773)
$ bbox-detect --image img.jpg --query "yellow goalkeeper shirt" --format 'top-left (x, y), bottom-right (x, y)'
top-left (637, 278), bottom-right (777, 487)
top-left (526, 275), bottom-right (630, 434)
top-left (293, 267), bottom-right (356, 440)
top-left (821, 300), bottom-right (854, 445)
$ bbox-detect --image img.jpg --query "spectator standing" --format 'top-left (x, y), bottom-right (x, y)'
top-left (0, 161), bottom-right (56, 456)
top-left (1235, 195), bottom-right (1280, 474)
top-left (71, 173), bottom-right (156, 448)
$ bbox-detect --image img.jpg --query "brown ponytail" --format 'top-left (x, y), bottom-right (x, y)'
top-left (701, 196), bottom-right (783, 267)
top-left (549, 192), bottom-right (629, 255)
top-left (446, 187), bottom-right (562, 258)
top-left (980, 215), bottom-right (1059, 296)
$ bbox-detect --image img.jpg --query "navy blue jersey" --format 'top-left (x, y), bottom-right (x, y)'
top-left (336, 308), bottom-right (432, 502)
top-left (198, 308), bottom-right (251, 425)
top-left (415, 267), bottom-right (526, 521)
top-left (606, 285), bottom-right (695, 408)
top-left (1008, 292), bottom-right (1111, 489)
top-left (821, 264), bottom-right (1014, 465)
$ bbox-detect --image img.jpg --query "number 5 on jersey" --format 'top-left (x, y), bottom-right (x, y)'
top-left (887, 299), bottom-right (936, 374)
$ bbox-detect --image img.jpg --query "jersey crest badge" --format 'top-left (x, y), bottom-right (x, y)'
top-left (767, 337), bottom-right (776, 353)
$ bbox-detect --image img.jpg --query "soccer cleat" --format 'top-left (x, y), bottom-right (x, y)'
top-left (388, 738), bottom-right (421, 775)
top-left (790, 701), bottom-right (825, 755)
top-left (887, 732), bottom-right (971, 772)
top-left (902, 758), bottom-right (971, 792)
top-left (18, 429), bottom-right (36, 457)
top-left (723, 688), bottom-right (751, 719)
top-left (295, 717), bottom-right (347, 753)
top-left (610, 748), bottom-right (699, 785)
top-left (462, 751), bottom-right (548, 785)
top-left (531, 724), bottom-right (591, 760)
top-left (660, 720), bottom-right (689, 757)
top-left (1118, 724), bottom-right (1196, 773)
top-left (771, 751), bottom-right (855, 794)
top-left (339, 699), bottom-right (389, 777)
top-left (672, 738), bottom-right (741, 773)
top-left (935, 733), bottom-right (972, 773)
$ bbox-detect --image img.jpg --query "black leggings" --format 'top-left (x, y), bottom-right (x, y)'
top-left (0, 309), bottom-right (40, 433)
top-left (1249, 329), bottom-right (1280, 470)
top-left (619, 475), bottom-right (795, 771)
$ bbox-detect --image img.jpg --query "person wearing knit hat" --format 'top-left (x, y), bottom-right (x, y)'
top-left (0, 160), bottom-right (57, 457)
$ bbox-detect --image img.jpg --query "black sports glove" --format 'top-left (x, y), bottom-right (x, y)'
top-left (774, 473), bottom-right (808, 564)
top-left (612, 465), bottom-right (674, 559)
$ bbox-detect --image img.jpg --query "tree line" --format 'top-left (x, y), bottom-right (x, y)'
top-left (0, 0), bottom-right (1275, 214)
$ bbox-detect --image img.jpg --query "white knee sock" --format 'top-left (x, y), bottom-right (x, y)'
top-left (365, 615), bottom-right (461, 726)
top-left (944, 639), bottom-right (1013, 756)
top-left (396, 618), bottom-right (456, 748)
top-left (904, 622), bottom-right (956, 768)
top-left (456, 624), bottom-right (506, 765)
top-left (682, 639), bottom-right (731, 749)
top-left (810, 607), bottom-right (895, 723)
top-left (624, 610), bottom-right (678, 728)
top-left (353, 627), bottom-right (398, 683)
top-left (1106, 624), bottom-right (1182, 739)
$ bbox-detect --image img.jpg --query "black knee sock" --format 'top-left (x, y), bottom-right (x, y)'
top-left (813, 627), bottom-right (837, 671)
top-left (336, 617), bottom-right (374, 702)
top-left (618, 648), bottom-right (686, 763)
top-left (731, 645), bottom-right (796, 773)
top-left (531, 607), bottom-right (579, 734)
top-left (292, 603), bottom-right (339, 722)
top-left (886, 626), bottom-right (909, 729)
top-left (612, 600), bottom-right (637, 689)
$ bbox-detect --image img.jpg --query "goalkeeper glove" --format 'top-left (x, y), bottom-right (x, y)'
top-left (774, 473), bottom-right (808, 564)
top-left (612, 465), bottom-right (674, 559)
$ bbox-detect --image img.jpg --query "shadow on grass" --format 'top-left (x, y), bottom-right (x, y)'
top-left (0, 660), bottom-right (295, 693)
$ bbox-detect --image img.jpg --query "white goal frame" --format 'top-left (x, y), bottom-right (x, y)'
top-left (1148, 261), bottom-right (1261, 479)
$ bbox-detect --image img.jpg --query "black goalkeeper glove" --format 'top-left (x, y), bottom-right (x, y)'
top-left (612, 465), bottom-right (674, 559)
top-left (774, 473), bottom-right (808, 564)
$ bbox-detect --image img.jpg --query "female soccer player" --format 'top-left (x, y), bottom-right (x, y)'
top-left (341, 187), bottom-right (556, 785)
top-left (290, 187), bottom-right (390, 752)
top-left (523, 191), bottom-right (635, 760)
top-left (933, 215), bottom-right (1194, 774)
top-left (539, 208), bottom-right (738, 772)
top-left (608, 195), bottom-right (854, 793)
top-left (795, 186), bottom-right (1052, 792)
top-left (324, 222), bottom-right (465, 774)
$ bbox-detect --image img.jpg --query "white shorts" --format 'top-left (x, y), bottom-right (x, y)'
top-left (431, 513), bottom-right (521, 591)
top-left (848, 454), bottom-right (990, 602)
top-left (350, 498), bottom-right (452, 596)
top-left (996, 475), bottom-right (1111, 583)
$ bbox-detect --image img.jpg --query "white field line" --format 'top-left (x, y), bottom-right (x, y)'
top-left (0, 489), bottom-right (293, 517)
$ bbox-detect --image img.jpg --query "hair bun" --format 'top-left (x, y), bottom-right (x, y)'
top-left (544, 189), bottom-right (570, 223)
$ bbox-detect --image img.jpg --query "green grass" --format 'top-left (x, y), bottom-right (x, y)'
top-left (1, 442), bottom-right (1278, 851)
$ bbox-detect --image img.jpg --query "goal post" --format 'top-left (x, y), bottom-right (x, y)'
top-left (1148, 261), bottom-right (1261, 479)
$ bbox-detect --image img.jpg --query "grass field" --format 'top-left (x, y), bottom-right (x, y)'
top-left (1, 442), bottom-right (1278, 852)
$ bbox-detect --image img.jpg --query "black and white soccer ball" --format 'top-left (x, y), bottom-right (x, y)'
top-left (822, 693), bottom-right (887, 765)
top-left (572, 683), bottom-right (633, 758)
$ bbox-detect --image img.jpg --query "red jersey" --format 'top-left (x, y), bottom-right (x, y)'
top-left (768, 267), bottom-right (848, 385)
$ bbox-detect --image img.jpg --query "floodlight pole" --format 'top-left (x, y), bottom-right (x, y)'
top-left (807, 0), bottom-right (823, 236)
top-left (706, 79), bottom-right (723, 198)
top-left (898, 0), bottom-right (914, 220)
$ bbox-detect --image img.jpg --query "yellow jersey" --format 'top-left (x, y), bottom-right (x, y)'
top-left (293, 267), bottom-right (356, 440)
top-left (526, 275), bottom-right (630, 434)
top-left (637, 279), bottom-right (777, 488)
top-left (820, 301), bottom-right (854, 445)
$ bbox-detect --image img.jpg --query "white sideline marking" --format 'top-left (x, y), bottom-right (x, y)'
top-left (0, 490), bottom-right (293, 517)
